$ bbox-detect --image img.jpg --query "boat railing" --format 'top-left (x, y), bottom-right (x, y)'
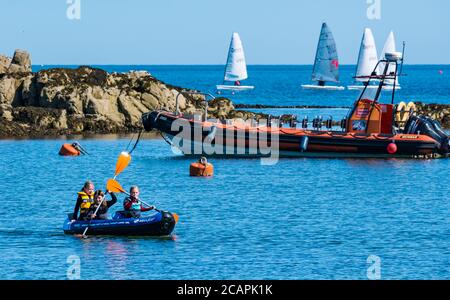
top-left (348, 51), bottom-right (404, 135)
top-left (271, 114), bottom-right (347, 132)
top-left (176, 90), bottom-right (215, 121)
top-left (174, 93), bottom-right (349, 133)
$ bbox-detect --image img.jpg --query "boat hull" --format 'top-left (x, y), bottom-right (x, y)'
top-left (63, 211), bottom-right (176, 236)
top-left (301, 84), bottom-right (345, 91)
top-left (216, 85), bottom-right (254, 91)
top-left (143, 111), bottom-right (446, 159)
top-left (347, 85), bottom-right (401, 91)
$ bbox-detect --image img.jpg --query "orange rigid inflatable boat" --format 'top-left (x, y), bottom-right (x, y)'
top-left (142, 53), bottom-right (450, 159)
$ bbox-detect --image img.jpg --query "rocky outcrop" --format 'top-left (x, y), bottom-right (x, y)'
top-left (0, 66), bottom-right (209, 137)
top-left (0, 50), bottom-right (31, 74)
top-left (0, 55), bottom-right (11, 74)
top-left (0, 56), bottom-right (267, 137)
top-left (8, 50), bottom-right (32, 73)
top-left (0, 49), bottom-right (269, 137)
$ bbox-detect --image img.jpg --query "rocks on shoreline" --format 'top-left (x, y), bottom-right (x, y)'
top-left (0, 49), bottom-right (449, 138)
top-left (0, 50), bottom-right (264, 138)
top-left (415, 103), bottom-right (450, 128)
top-left (0, 49), bottom-right (32, 74)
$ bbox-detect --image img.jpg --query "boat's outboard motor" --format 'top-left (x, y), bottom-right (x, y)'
top-left (404, 115), bottom-right (450, 154)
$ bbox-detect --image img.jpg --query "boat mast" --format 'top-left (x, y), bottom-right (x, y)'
top-left (399, 41), bottom-right (406, 77)
top-left (222, 34), bottom-right (234, 85)
top-left (311, 24), bottom-right (322, 82)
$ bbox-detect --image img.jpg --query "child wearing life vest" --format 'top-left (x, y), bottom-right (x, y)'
top-left (123, 186), bottom-right (155, 218)
top-left (72, 181), bottom-right (95, 221)
top-left (91, 190), bottom-right (118, 220)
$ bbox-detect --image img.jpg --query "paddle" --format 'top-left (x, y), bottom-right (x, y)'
top-left (106, 178), bottom-right (127, 194)
top-left (79, 191), bottom-right (109, 237)
top-left (81, 152), bottom-right (132, 238)
top-left (114, 152), bottom-right (132, 179)
top-left (106, 179), bottom-right (179, 223)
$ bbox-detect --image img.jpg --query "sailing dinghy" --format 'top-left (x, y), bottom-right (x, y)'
top-left (348, 28), bottom-right (380, 91)
top-left (302, 23), bottom-right (345, 90)
top-left (216, 32), bottom-right (254, 93)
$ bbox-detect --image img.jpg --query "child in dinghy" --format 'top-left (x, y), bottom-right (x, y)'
top-left (90, 190), bottom-right (118, 220)
top-left (123, 186), bottom-right (156, 218)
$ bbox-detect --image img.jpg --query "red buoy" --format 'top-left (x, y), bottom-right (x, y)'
top-left (387, 143), bottom-right (398, 154)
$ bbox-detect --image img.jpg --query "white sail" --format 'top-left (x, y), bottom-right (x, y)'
top-left (355, 28), bottom-right (378, 82)
top-left (311, 23), bottom-right (340, 83)
top-left (379, 31), bottom-right (399, 86)
top-left (224, 32), bottom-right (248, 82)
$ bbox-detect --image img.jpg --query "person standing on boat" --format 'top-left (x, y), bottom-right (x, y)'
top-left (234, 80), bottom-right (241, 86)
top-left (123, 186), bottom-right (155, 218)
top-left (90, 190), bottom-right (118, 220)
top-left (72, 181), bottom-right (95, 221)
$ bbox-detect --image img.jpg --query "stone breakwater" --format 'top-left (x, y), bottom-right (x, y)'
top-left (0, 50), bottom-right (449, 138)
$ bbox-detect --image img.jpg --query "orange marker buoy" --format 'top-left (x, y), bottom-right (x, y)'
top-left (189, 157), bottom-right (214, 177)
top-left (59, 143), bottom-right (80, 156)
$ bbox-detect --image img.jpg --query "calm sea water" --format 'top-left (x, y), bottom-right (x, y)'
top-left (1, 65), bottom-right (449, 280)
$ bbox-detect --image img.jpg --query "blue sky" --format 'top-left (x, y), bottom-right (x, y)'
top-left (1, 0), bottom-right (449, 65)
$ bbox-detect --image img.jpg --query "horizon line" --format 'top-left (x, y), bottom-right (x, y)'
top-left (31, 63), bottom-right (450, 67)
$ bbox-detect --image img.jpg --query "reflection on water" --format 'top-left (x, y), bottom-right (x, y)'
top-left (104, 240), bottom-right (132, 279)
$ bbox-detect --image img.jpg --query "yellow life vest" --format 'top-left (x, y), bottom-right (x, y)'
top-left (78, 191), bottom-right (94, 214)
